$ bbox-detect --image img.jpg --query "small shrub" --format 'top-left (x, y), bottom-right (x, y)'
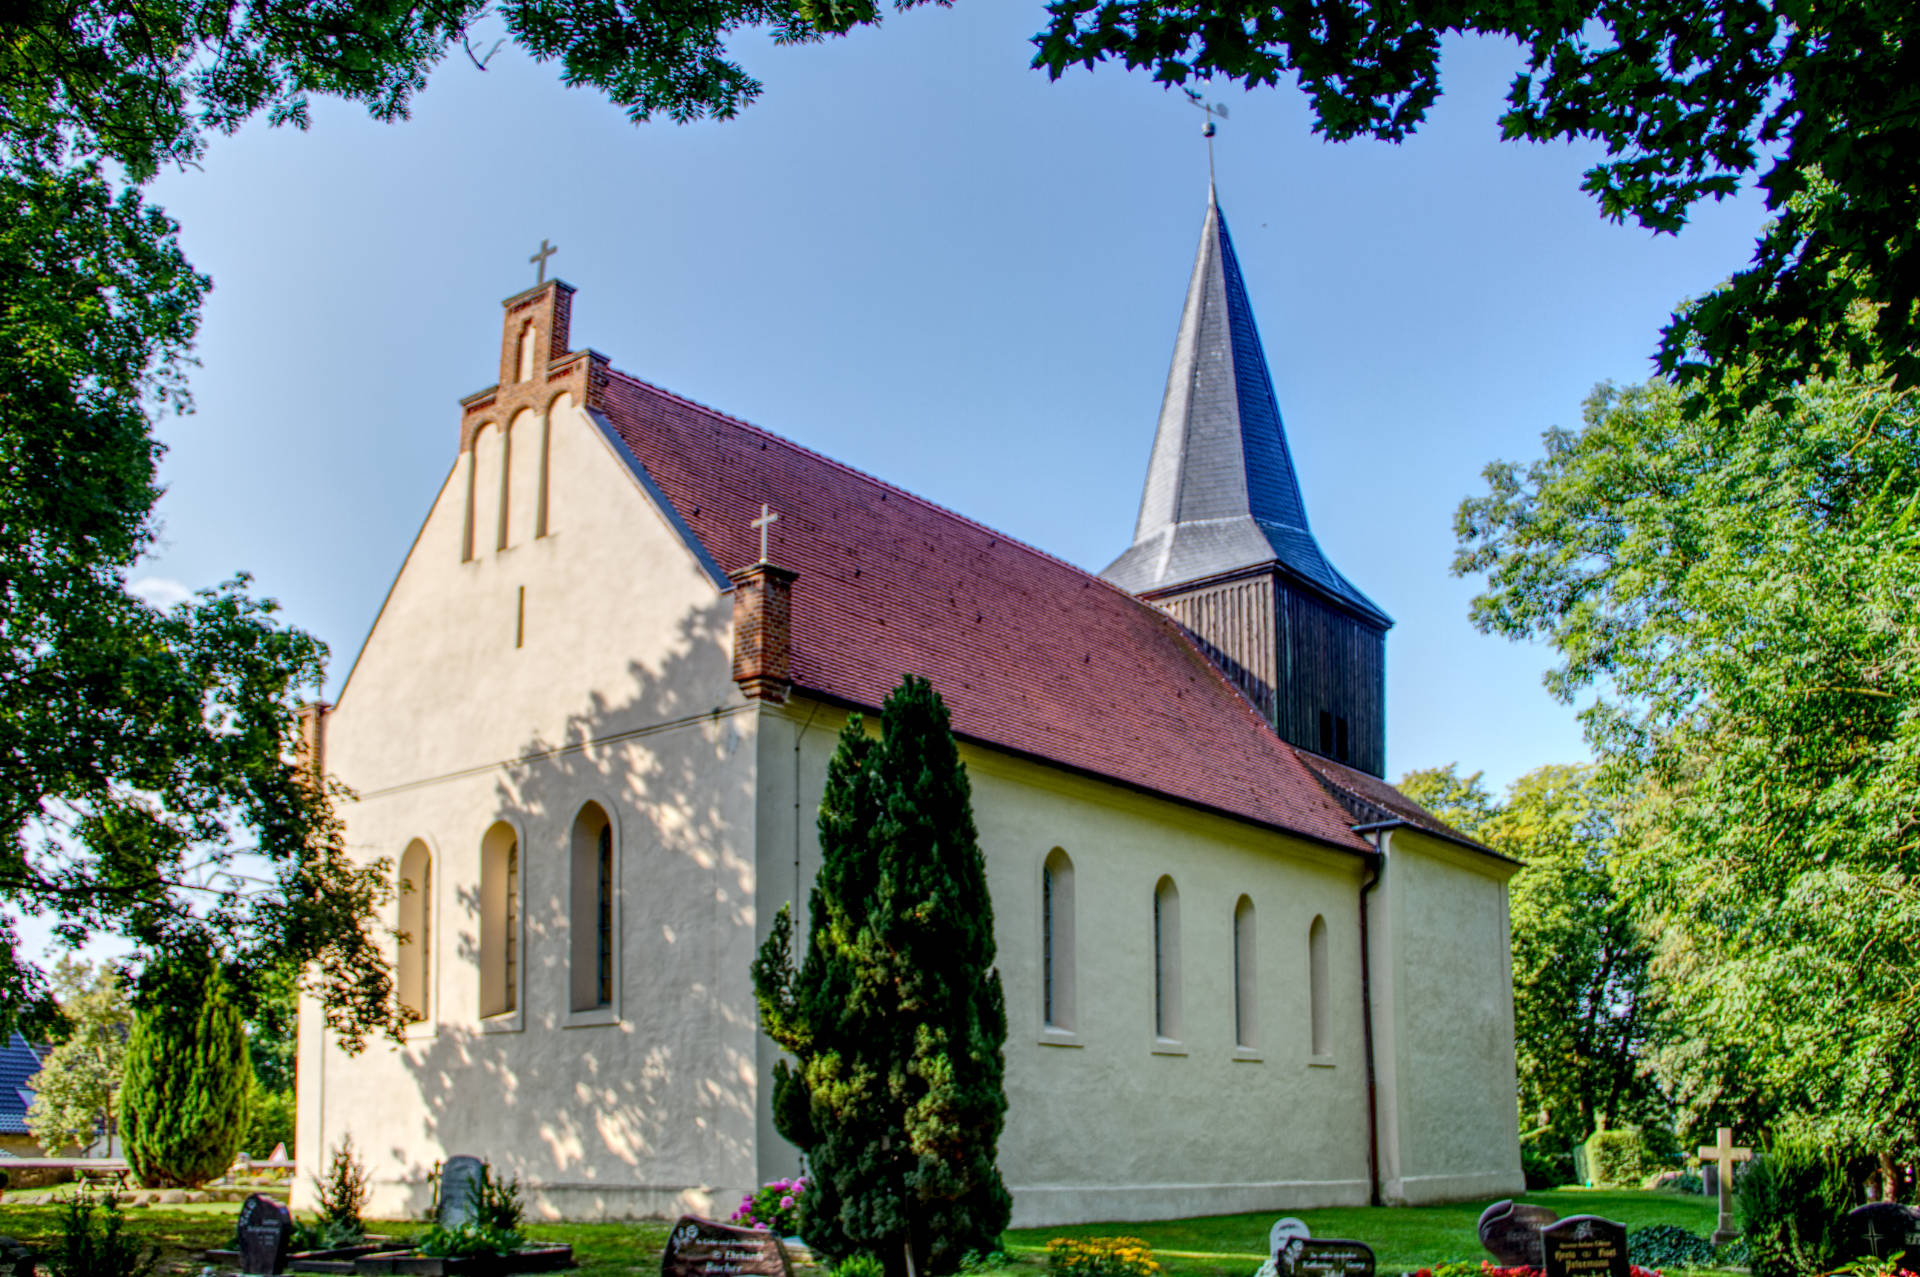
top-left (1739, 1139), bottom-right (1855, 1277)
top-left (312, 1135), bottom-right (371, 1236)
top-left (1586, 1129), bottom-right (1653, 1189)
top-left (958, 1250), bottom-right (1015, 1274)
top-left (1629, 1225), bottom-right (1716, 1268)
top-left (1047, 1237), bottom-right (1161, 1277)
top-left (473, 1170), bottom-right (523, 1233)
top-left (1665, 1172), bottom-right (1704, 1195)
top-left (731, 1175), bottom-right (809, 1234)
top-left (288, 1217), bottom-right (367, 1254)
top-left (1522, 1146), bottom-right (1575, 1189)
top-left (45, 1192), bottom-right (159, 1277)
top-left (835, 1256), bottom-right (886, 1277)
top-left (416, 1222), bottom-right (526, 1259)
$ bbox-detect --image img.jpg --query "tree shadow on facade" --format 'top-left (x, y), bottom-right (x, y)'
top-left (381, 597), bottom-right (763, 1220)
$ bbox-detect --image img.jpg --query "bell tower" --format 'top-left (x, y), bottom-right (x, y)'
top-left (1102, 188), bottom-right (1392, 776)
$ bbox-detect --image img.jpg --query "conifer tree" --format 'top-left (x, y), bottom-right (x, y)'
top-left (754, 675), bottom-right (1010, 1277)
top-left (120, 955), bottom-right (253, 1187)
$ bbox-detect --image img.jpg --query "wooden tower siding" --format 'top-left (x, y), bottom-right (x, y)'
top-left (1157, 570), bottom-right (1386, 777)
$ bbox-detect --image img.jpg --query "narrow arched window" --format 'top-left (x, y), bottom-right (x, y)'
top-left (571, 803), bottom-right (617, 1012)
top-left (1042, 849), bottom-right (1076, 1030)
top-left (516, 322), bottom-right (536, 382)
top-left (1309, 913), bottom-right (1330, 1057)
top-left (1153, 875), bottom-right (1182, 1041)
top-left (481, 822), bottom-right (520, 1018)
top-left (397, 840), bottom-right (432, 1022)
top-left (1233, 895), bottom-right (1256, 1049)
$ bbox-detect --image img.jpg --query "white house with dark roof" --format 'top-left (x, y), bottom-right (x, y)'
top-left (294, 190), bottom-right (1524, 1224)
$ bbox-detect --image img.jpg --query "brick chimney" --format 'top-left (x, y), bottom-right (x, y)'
top-left (730, 562), bottom-right (797, 704)
top-left (295, 701), bottom-right (332, 786)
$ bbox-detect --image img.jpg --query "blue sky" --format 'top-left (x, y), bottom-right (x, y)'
top-left (132, 2), bottom-right (1769, 797)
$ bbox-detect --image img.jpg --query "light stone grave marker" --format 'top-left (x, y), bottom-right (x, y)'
top-left (1696, 1127), bottom-right (1752, 1246)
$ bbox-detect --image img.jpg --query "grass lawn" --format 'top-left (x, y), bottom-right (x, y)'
top-left (0, 1189), bottom-right (1723, 1276)
top-left (1001, 1190), bottom-right (1727, 1277)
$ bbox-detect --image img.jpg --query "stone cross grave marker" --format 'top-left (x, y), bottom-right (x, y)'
top-left (1846, 1204), bottom-right (1920, 1262)
top-left (661, 1215), bottom-right (794, 1277)
top-left (1478, 1200), bottom-right (1560, 1269)
top-left (236, 1192), bottom-right (294, 1275)
top-left (1697, 1126), bottom-right (1752, 1246)
top-left (1540, 1216), bottom-right (1629, 1277)
top-left (438, 1155), bottom-right (487, 1228)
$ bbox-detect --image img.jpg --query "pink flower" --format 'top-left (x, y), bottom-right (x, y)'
top-left (780, 1196), bottom-right (795, 1209)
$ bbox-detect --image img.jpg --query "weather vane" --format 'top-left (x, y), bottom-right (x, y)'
top-left (1184, 86), bottom-right (1230, 186)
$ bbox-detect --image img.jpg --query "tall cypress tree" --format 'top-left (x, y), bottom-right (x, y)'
top-left (121, 955), bottom-right (253, 1188)
top-left (754, 675), bottom-right (1010, 1277)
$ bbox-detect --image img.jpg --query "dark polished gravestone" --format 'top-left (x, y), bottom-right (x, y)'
top-left (661, 1216), bottom-right (795, 1277)
top-left (237, 1193), bottom-right (295, 1276)
top-left (1478, 1201), bottom-right (1561, 1269)
top-left (1540, 1216), bottom-right (1629, 1277)
top-left (1846, 1204), bottom-right (1920, 1261)
top-left (1277, 1240), bottom-right (1375, 1277)
top-left (436, 1155), bottom-right (487, 1228)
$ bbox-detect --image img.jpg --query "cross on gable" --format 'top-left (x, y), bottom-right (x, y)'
top-left (752, 503), bottom-right (780, 563)
top-left (530, 238), bottom-right (559, 285)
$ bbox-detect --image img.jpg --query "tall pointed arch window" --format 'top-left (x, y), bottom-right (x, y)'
top-left (397, 840), bottom-right (432, 1022)
top-left (1233, 895), bottom-right (1256, 1049)
top-left (1153, 875), bottom-right (1182, 1042)
top-left (480, 822), bottom-right (520, 1018)
top-left (1309, 913), bottom-right (1330, 1058)
top-left (1041, 849), bottom-right (1076, 1031)
top-left (571, 803), bottom-right (618, 1013)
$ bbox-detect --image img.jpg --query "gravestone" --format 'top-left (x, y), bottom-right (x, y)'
top-left (661, 1215), bottom-right (794, 1277)
top-left (236, 1193), bottom-right (294, 1275)
top-left (1697, 1127), bottom-right (1752, 1247)
top-left (1846, 1204), bottom-right (1920, 1261)
top-left (437, 1155), bottom-right (487, 1228)
top-left (1478, 1200), bottom-right (1560, 1268)
top-left (1540, 1216), bottom-right (1629, 1277)
top-left (1277, 1240), bottom-right (1374, 1277)
top-left (1702, 1165), bottom-right (1716, 1199)
top-left (1271, 1218), bottom-right (1311, 1268)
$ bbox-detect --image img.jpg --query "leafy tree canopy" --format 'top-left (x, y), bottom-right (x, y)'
top-left (1026, 0), bottom-right (1920, 415)
top-left (1454, 365), bottom-right (1920, 1155)
top-left (25, 958), bottom-right (132, 1154)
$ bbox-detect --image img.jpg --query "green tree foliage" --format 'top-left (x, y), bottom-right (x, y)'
top-left (1399, 764), bottom-right (1662, 1157)
top-left (1025, 0), bottom-right (1920, 414)
top-left (120, 955), bottom-right (254, 1188)
top-left (1455, 367), bottom-right (1920, 1157)
top-left (25, 959), bottom-right (131, 1155)
top-left (0, 153), bottom-right (398, 1044)
top-left (753, 676), bottom-right (1010, 1277)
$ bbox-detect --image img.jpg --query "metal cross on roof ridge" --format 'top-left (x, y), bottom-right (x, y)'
top-left (752, 503), bottom-right (780, 563)
top-left (530, 238), bottom-right (559, 285)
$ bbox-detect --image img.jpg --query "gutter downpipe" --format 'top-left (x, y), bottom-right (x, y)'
top-left (1350, 818), bottom-right (1404, 1209)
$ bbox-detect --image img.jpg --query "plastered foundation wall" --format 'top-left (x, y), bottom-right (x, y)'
top-left (296, 396), bottom-right (762, 1221)
top-left (754, 701), bottom-right (1378, 1228)
top-left (1369, 828), bottom-right (1524, 1205)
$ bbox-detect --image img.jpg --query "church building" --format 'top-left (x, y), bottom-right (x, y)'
top-left (293, 190), bottom-right (1524, 1225)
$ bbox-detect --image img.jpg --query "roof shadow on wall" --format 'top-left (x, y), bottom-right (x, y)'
top-left (381, 595), bottom-right (761, 1220)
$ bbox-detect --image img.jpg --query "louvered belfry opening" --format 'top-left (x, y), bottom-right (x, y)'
top-left (1101, 188), bottom-right (1392, 777)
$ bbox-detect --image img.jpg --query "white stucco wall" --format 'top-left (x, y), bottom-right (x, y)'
top-left (754, 701), bottom-right (1380, 1228)
top-left (296, 394), bottom-right (762, 1221)
top-left (1369, 827), bottom-right (1524, 1205)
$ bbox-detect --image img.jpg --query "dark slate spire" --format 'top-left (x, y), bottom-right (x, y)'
top-left (1102, 188), bottom-right (1391, 628)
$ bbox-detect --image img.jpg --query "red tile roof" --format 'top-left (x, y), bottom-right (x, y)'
top-left (597, 369), bottom-right (1372, 853)
top-left (1293, 750), bottom-right (1512, 861)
